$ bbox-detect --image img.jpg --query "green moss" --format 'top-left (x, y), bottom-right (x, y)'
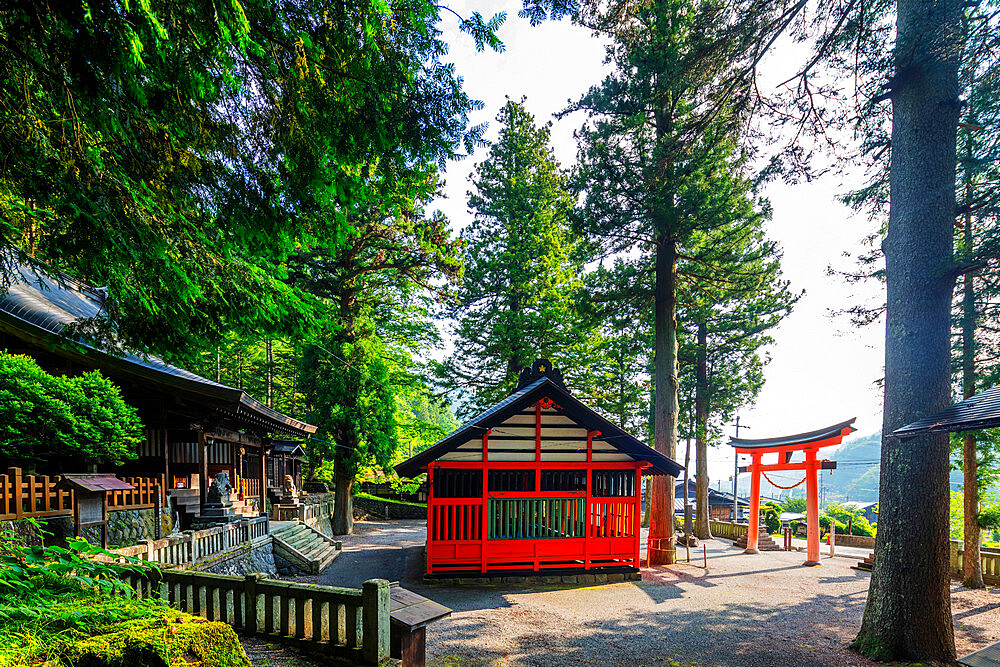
top-left (0, 588), bottom-right (249, 667)
top-left (66, 613), bottom-right (250, 667)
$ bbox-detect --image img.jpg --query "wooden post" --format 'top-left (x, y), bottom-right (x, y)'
top-left (829, 521), bottom-right (835, 558)
top-left (361, 579), bottom-right (390, 664)
top-left (805, 449), bottom-right (821, 566)
top-left (260, 441), bottom-right (270, 518)
top-left (230, 443), bottom-right (239, 502)
top-left (162, 429), bottom-right (171, 502)
top-left (198, 430), bottom-right (208, 510)
top-left (745, 453), bottom-right (762, 554)
top-left (11, 468), bottom-right (23, 519)
top-left (633, 466), bottom-right (641, 570)
top-left (244, 574), bottom-right (261, 633)
top-left (426, 465), bottom-right (435, 575)
top-left (481, 431), bottom-right (489, 574)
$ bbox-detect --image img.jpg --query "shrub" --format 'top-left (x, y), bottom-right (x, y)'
top-left (0, 352), bottom-right (142, 468)
top-left (763, 507), bottom-right (781, 535)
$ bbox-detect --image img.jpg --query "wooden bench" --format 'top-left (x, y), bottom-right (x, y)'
top-left (389, 586), bottom-right (451, 667)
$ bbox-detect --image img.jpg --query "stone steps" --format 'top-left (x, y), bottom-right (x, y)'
top-left (853, 553), bottom-right (875, 572)
top-left (271, 522), bottom-right (342, 575)
top-left (735, 525), bottom-right (782, 552)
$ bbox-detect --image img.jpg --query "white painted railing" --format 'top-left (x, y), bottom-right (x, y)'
top-left (110, 516), bottom-right (269, 568)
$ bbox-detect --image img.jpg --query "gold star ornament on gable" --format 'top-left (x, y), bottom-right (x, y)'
top-left (538, 364), bottom-right (546, 372)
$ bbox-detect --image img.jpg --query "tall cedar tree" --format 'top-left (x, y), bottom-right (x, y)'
top-left (440, 100), bottom-right (583, 415)
top-left (0, 1), bottom-right (498, 355)
top-left (570, 0), bottom-right (778, 564)
top-left (838, 1), bottom-right (1000, 596)
top-left (292, 197), bottom-right (460, 534)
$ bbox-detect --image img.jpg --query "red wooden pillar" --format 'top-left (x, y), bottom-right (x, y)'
top-left (805, 449), bottom-right (821, 566)
top-left (481, 431), bottom-right (489, 573)
top-left (745, 452), bottom-right (762, 554)
top-left (585, 432), bottom-right (594, 569)
top-left (633, 466), bottom-right (641, 569)
top-left (426, 465), bottom-right (435, 574)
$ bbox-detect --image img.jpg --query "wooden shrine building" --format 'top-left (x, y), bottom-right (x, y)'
top-left (0, 255), bottom-right (316, 524)
top-left (395, 359), bottom-right (683, 576)
top-left (730, 418), bottom-right (855, 565)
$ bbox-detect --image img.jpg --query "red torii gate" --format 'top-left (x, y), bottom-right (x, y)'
top-left (729, 418), bottom-right (856, 565)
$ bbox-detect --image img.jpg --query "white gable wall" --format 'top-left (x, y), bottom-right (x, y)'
top-left (437, 406), bottom-right (635, 463)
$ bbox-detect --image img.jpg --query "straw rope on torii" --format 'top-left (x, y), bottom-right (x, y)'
top-left (730, 419), bottom-right (856, 566)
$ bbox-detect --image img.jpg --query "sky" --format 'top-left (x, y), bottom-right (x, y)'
top-left (433, 2), bottom-right (887, 492)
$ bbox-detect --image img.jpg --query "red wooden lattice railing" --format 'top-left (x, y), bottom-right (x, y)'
top-left (0, 468), bottom-right (163, 521)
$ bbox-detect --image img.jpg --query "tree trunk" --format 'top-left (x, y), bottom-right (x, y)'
top-left (648, 234), bottom-right (679, 565)
top-left (960, 116), bottom-right (984, 590)
top-left (332, 461), bottom-right (354, 535)
top-left (694, 320), bottom-right (712, 539)
top-left (961, 244), bottom-right (984, 588)
top-left (683, 436), bottom-right (692, 535)
top-left (266, 339), bottom-right (274, 408)
top-left (643, 482), bottom-right (651, 528)
top-left (853, 0), bottom-right (961, 660)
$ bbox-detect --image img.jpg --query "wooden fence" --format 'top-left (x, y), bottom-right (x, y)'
top-left (107, 475), bottom-right (161, 510)
top-left (240, 476), bottom-right (261, 500)
top-left (110, 516), bottom-right (270, 568)
top-left (0, 469), bottom-right (73, 519)
top-left (0, 468), bottom-right (164, 521)
top-left (120, 568), bottom-right (389, 664)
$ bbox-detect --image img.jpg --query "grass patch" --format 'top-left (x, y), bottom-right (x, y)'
top-left (354, 491), bottom-right (426, 508)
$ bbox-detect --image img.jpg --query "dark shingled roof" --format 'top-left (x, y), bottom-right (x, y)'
top-left (728, 418), bottom-right (857, 450)
top-left (0, 255), bottom-right (316, 437)
top-left (394, 376), bottom-right (683, 478)
top-left (894, 385), bottom-right (1000, 438)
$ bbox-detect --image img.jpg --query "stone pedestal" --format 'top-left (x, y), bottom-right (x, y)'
top-left (192, 471), bottom-right (239, 529)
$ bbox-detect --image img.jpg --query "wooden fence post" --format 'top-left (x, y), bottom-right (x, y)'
top-left (244, 574), bottom-right (261, 634)
top-left (11, 468), bottom-right (23, 519)
top-left (361, 579), bottom-right (390, 664)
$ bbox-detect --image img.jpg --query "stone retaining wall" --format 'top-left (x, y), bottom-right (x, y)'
top-left (31, 507), bottom-right (174, 547)
top-left (198, 537), bottom-right (277, 577)
top-left (354, 494), bottom-right (426, 520)
top-left (833, 534), bottom-right (875, 549)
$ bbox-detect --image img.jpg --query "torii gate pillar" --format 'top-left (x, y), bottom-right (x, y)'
top-left (804, 449), bottom-right (821, 565)
top-left (744, 453), bottom-right (762, 554)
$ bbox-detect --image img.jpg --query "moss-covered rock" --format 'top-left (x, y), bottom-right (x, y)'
top-left (66, 612), bottom-right (250, 667)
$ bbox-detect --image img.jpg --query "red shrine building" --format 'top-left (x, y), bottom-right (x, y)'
top-left (395, 359), bottom-right (683, 577)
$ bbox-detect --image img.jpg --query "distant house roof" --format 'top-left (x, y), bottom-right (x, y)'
top-left (395, 369), bottom-right (684, 479)
top-left (894, 385), bottom-right (1000, 437)
top-left (673, 479), bottom-right (747, 506)
top-left (0, 255), bottom-right (316, 437)
top-left (729, 418), bottom-right (857, 451)
top-left (840, 501), bottom-right (877, 510)
top-left (272, 440), bottom-right (306, 456)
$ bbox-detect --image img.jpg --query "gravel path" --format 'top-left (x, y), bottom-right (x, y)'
top-left (292, 520), bottom-right (1000, 666)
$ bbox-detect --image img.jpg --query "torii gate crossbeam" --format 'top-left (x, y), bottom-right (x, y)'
top-left (730, 418), bottom-right (856, 565)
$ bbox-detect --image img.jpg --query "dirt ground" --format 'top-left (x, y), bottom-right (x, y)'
top-left (293, 519), bottom-right (1000, 666)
